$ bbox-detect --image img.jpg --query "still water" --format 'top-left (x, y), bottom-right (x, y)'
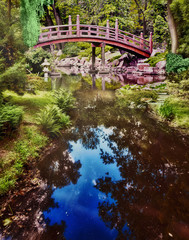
top-left (37, 74), bottom-right (189, 239)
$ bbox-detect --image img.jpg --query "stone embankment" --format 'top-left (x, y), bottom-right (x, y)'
top-left (52, 50), bottom-right (166, 77)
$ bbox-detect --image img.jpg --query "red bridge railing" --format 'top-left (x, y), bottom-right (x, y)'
top-left (37, 15), bottom-right (153, 55)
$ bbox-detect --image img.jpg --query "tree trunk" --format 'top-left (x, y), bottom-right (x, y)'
top-left (44, 6), bottom-right (54, 26)
top-left (8, 0), bottom-right (11, 23)
top-left (52, 2), bottom-right (63, 25)
top-left (52, 1), bottom-right (64, 49)
top-left (167, 0), bottom-right (178, 53)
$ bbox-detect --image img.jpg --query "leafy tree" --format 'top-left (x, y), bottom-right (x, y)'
top-left (153, 15), bottom-right (169, 47)
top-left (0, 0), bottom-right (26, 69)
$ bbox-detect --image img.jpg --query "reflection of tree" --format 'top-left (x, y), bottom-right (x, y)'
top-left (39, 89), bottom-right (189, 239)
top-left (40, 222), bottom-right (66, 240)
top-left (39, 144), bottom-right (81, 188)
top-left (94, 126), bottom-right (189, 239)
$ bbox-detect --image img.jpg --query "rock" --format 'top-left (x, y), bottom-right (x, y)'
top-left (118, 61), bottom-right (124, 68)
top-left (156, 60), bottom-right (166, 69)
top-left (150, 48), bottom-right (165, 57)
top-left (126, 66), bottom-right (137, 73)
top-left (138, 59), bottom-right (148, 63)
top-left (143, 67), bottom-right (159, 74)
top-left (56, 50), bottom-right (62, 56)
top-left (112, 59), bottom-right (119, 66)
top-left (137, 63), bottom-right (150, 71)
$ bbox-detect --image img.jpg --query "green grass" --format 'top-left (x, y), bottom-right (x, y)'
top-left (160, 97), bottom-right (189, 128)
top-left (116, 87), bottom-right (158, 107)
top-left (3, 90), bottom-right (54, 123)
top-left (0, 125), bottom-right (48, 195)
top-left (0, 90), bottom-right (52, 195)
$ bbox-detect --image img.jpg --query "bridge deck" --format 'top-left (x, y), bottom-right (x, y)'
top-left (35, 16), bottom-right (153, 58)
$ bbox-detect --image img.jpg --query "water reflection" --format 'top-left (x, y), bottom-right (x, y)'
top-left (51, 69), bottom-right (166, 91)
top-left (39, 90), bottom-right (189, 240)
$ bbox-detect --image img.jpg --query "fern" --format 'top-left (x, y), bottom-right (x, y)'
top-left (36, 105), bottom-right (70, 137)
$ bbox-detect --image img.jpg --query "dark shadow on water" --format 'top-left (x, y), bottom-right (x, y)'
top-left (38, 84), bottom-right (189, 240)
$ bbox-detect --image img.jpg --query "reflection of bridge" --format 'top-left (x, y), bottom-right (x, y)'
top-left (35, 15), bottom-right (153, 69)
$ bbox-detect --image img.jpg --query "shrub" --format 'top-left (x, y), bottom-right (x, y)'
top-left (166, 53), bottom-right (189, 73)
top-left (0, 62), bottom-right (26, 94)
top-left (26, 73), bottom-right (51, 91)
top-left (25, 47), bottom-right (52, 74)
top-left (36, 105), bottom-right (70, 137)
top-left (0, 105), bottom-right (23, 137)
top-left (62, 43), bottom-right (81, 57)
top-left (159, 100), bottom-right (175, 121)
top-left (53, 89), bottom-right (76, 113)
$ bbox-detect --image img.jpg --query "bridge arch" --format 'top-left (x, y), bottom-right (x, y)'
top-left (34, 15), bottom-right (153, 59)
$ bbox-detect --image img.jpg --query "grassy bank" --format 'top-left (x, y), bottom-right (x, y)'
top-left (0, 87), bottom-right (74, 195)
top-left (0, 90), bottom-right (52, 195)
top-left (116, 82), bottom-right (189, 133)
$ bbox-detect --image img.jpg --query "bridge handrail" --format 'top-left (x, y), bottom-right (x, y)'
top-left (38, 15), bottom-right (153, 54)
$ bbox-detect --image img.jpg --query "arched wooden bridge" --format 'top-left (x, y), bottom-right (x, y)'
top-left (35, 15), bottom-right (153, 58)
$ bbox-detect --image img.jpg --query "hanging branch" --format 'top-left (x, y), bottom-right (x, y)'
top-left (20, 0), bottom-right (54, 47)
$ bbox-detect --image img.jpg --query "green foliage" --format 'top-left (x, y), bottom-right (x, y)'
top-left (0, 62), bottom-right (26, 94)
top-left (20, 0), bottom-right (53, 47)
top-left (0, 105), bottom-right (24, 137)
top-left (145, 52), bottom-right (167, 67)
top-left (159, 100), bottom-right (175, 121)
top-left (36, 105), bottom-right (70, 137)
top-left (170, 0), bottom-right (189, 57)
top-left (116, 85), bottom-right (158, 107)
top-left (62, 43), bottom-right (81, 57)
top-left (0, 126), bottom-right (48, 195)
top-left (53, 89), bottom-right (76, 113)
top-left (25, 47), bottom-right (52, 74)
top-left (15, 127), bottom-right (48, 161)
top-left (26, 74), bottom-right (51, 91)
top-left (0, 1), bottom-right (27, 69)
top-left (153, 15), bottom-right (169, 47)
top-left (109, 54), bottom-right (122, 63)
top-left (166, 53), bottom-right (189, 73)
top-left (167, 69), bottom-right (189, 83)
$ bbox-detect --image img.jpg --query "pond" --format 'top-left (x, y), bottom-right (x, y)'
top-left (38, 74), bottom-right (189, 239)
top-left (2, 74), bottom-right (189, 240)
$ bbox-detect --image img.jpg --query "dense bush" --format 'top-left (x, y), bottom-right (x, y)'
top-left (53, 89), bottom-right (76, 113)
top-left (166, 53), bottom-right (189, 73)
top-left (62, 43), bottom-right (81, 57)
top-left (25, 47), bottom-right (52, 74)
top-left (0, 62), bottom-right (26, 94)
top-left (26, 73), bottom-right (51, 91)
top-left (0, 105), bottom-right (24, 137)
top-left (36, 105), bottom-right (70, 137)
top-left (167, 69), bottom-right (189, 83)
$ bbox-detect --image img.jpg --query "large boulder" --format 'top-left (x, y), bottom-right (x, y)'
top-left (156, 60), bottom-right (166, 69)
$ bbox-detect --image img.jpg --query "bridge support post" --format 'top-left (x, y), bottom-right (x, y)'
top-left (106, 20), bottom-right (109, 38)
top-left (92, 46), bottom-right (96, 71)
top-left (140, 32), bottom-right (144, 49)
top-left (115, 19), bottom-right (118, 41)
top-left (150, 32), bottom-right (153, 53)
top-left (101, 43), bottom-right (105, 68)
top-left (77, 15), bottom-right (80, 37)
top-left (69, 15), bottom-right (72, 35)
